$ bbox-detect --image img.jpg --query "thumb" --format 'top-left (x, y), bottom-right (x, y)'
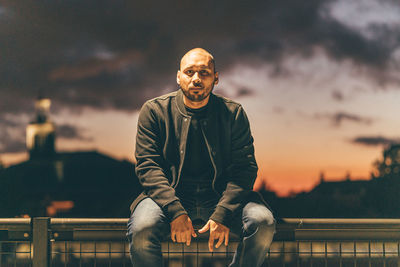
top-left (198, 221), bottom-right (210, 233)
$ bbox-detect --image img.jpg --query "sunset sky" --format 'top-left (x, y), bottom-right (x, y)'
top-left (1, 0), bottom-right (400, 195)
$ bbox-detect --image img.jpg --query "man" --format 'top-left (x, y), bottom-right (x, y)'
top-left (127, 48), bottom-right (275, 267)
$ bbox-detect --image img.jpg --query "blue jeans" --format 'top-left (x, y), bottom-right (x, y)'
top-left (127, 198), bottom-right (275, 267)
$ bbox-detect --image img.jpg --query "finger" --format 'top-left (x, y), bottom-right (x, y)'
top-left (215, 234), bottom-right (224, 249)
top-left (225, 231), bottom-right (229, 246)
top-left (189, 223), bottom-right (197, 237)
top-left (177, 232), bottom-right (182, 243)
top-left (198, 221), bottom-right (210, 233)
top-left (191, 227), bottom-right (197, 237)
top-left (180, 232), bottom-right (186, 244)
top-left (186, 231), bottom-right (191, 246)
top-left (171, 231), bottom-right (176, 242)
top-left (208, 234), bottom-right (215, 252)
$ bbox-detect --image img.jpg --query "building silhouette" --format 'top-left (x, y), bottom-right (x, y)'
top-left (26, 98), bottom-right (56, 160)
top-left (0, 98), bottom-right (141, 218)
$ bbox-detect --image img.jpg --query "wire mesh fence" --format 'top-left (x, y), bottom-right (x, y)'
top-left (3, 240), bottom-right (400, 267)
top-left (0, 241), bottom-right (32, 267)
top-left (48, 240), bottom-right (400, 267)
top-left (1, 218), bottom-right (400, 267)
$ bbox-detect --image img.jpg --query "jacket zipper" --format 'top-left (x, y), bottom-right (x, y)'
top-left (200, 121), bottom-right (219, 196)
top-left (174, 116), bottom-right (191, 188)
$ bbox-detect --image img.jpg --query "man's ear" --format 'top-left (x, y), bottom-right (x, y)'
top-left (176, 70), bottom-right (181, 85)
top-left (214, 72), bottom-right (219, 85)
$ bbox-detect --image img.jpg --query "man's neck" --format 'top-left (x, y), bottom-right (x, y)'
top-left (183, 95), bottom-right (210, 109)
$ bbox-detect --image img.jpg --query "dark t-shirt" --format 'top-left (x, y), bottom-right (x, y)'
top-left (175, 104), bottom-right (219, 218)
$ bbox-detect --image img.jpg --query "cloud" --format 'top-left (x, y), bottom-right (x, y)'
top-left (235, 87), bottom-right (254, 98)
top-left (351, 136), bottom-right (400, 146)
top-left (0, 122), bottom-right (92, 153)
top-left (0, 127), bottom-right (25, 153)
top-left (314, 111), bottom-right (373, 127)
top-left (213, 85), bottom-right (255, 99)
top-left (0, 115), bottom-right (30, 153)
top-left (332, 112), bottom-right (373, 126)
top-left (325, 0), bottom-right (400, 40)
top-left (0, 0), bottom-right (399, 115)
top-left (272, 106), bottom-right (285, 114)
top-left (48, 50), bottom-right (144, 82)
top-left (0, 0), bottom-right (399, 154)
top-left (331, 90), bottom-right (344, 101)
top-left (0, 6), bottom-right (7, 16)
top-left (0, 136), bottom-right (25, 153)
top-left (0, 117), bottom-right (22, 128)
top-left (57, 124), bottom-right (93, 141)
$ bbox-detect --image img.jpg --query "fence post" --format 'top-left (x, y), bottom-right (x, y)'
top-left (33, 217), bottom-right (50, 267)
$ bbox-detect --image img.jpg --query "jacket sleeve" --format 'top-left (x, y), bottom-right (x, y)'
top-left (135, 101), bottom-right (187, 221)
top-left (209, 105), bottom-right (258, 227)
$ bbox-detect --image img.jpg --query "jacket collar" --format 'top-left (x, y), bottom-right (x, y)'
top-left (175, 88), bottom-right (216, 118)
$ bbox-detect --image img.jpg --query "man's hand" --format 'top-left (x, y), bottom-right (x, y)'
top-left (170, 214), bottom-right (197, 246)
top-left (198, 219), bottom-right (229, 252)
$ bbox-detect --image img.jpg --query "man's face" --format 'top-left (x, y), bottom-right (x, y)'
top-left (177, 51), bottom-right (218, 105)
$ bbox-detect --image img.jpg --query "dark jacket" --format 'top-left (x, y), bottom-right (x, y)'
top-left (130, 89), bottom-right (267, 227)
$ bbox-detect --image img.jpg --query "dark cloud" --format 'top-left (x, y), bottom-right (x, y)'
top-left (1, 0), bottom-right (399, 113)
top-left (48, 49), bottom-right (146, 85)
top-left (0, 117), bottom-right (22, 128)
top-left (0, 0), bottom-right (399, 153)
top-left (0, 115), bottom-right (29, 153)
top-left (332, 112), bottom-right (373, 126)
top-left (314, 111), bottom-right (373, 127)
top-left (0, 122), bottom-right (92, 153)
top-left (57, 124), bottom-right (93, 141)
top-left (0, 137), bottom-right (25, 153)
top-left (213, 86), bottom-right (255, 99)
top-left (272, 106), bottom-right (286, 114)
top-left (235, 87), bottom-right (254, 98)
top-left (0, 127), bottom-right (25, 153)
top-left (351, 136), bottom-right (400, 146)
top-left (331, 90), bottom-right (344, 101)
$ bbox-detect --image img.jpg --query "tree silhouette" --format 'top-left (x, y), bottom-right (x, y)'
top-left (372, 144), bottom-right (400, 179)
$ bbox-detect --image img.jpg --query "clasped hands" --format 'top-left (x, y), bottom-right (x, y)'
top-left (170, 214), bottom-right (229, 252)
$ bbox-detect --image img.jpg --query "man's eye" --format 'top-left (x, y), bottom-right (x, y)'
top-left (186, 70), bottom-right (194, 75)
top-left (200, 70), bottom-right (209, 76)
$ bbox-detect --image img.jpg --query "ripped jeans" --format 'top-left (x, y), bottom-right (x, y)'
top-left (127, 198), bottom-right (275, 267)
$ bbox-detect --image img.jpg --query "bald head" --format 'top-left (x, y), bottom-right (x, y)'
top-left (177, 48), bottom-right (219, 109)
top-left (180, 48), bottom-right (216, 73)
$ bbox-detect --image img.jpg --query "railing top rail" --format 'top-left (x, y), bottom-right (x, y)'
top-left (51, 218), bottom-right (128, 225)
top-left (2, 218), bottom-right (400, 241)
top-left (0, 218), bottom-right (31, 224)
top-left (282, 218), bottom-right (400, 225)
top-left (1, 218), bottom-right (400, 228)
top-left (47, 218), bottom-right (400, 227)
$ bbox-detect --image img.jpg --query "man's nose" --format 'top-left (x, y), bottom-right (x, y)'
top-left (192, 72), bottom-right (201, 83)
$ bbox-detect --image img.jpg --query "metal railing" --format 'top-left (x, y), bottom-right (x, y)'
top-left (1, 218), bottom-right (400, 266)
